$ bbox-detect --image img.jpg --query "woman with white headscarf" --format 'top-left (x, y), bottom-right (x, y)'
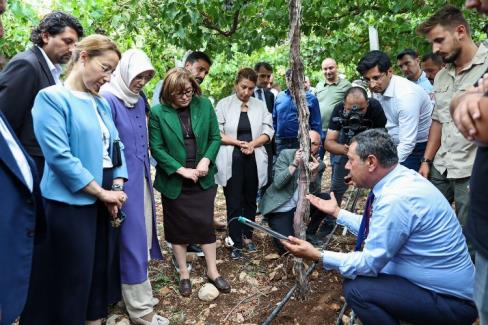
top-left (100, 49), bottom-right (167, 325)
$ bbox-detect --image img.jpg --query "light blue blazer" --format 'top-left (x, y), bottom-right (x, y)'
top-left (32, 85), bottom-right (128, 205)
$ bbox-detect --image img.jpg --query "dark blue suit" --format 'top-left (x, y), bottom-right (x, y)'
top-left (0, 111), bottom-right (44, 325)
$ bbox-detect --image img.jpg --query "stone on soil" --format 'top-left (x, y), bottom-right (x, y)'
top-left (198, 283), bottom-right (220, 301)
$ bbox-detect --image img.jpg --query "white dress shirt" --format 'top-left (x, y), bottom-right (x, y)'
top-left (372, 75), bottom-right (433, 162)
top-left (37, 46), bottom-right (63, 85)
top-left (0, 116), bottom-right (33, 191)
top-left (70, 90), bottom-right (113, 168)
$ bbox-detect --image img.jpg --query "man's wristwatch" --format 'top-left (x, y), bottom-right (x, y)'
top-left (420, 157), bottom-right (433, 165)
top-left (112, 184), bottom-right (124, 191)
top-left (318, 251), bottom-right (325, 268)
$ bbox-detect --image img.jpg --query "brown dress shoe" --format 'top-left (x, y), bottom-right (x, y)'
top-left (179, 279), bottom-right (191, 297)
top-left (208, 276), bottom-right (231, 293)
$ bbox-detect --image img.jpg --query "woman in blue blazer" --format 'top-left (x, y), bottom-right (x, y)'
top-left (21, 35), bottom-right (129, 325)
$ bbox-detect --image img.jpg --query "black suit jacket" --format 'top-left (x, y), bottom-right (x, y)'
top-left (252, 87), bottom-right (275, 113)
top-left (0, 47), bottom-right (56, 157)
top-left (0, 111), bottom-right (44, 325)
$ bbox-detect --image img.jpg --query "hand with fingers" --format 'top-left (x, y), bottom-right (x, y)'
top-left (240, 141), bottom-right (255, 155)
top-left (98, 189), bottom-right (127, 208)
top-left (105, 202), bottom-right (119, 219)
top-left (177, 167), bottom-right (199, 183)
top-left (293, 149), bottom-right (302, 165)
top-left (196, 157), bottom-right (210, 177)
top-left (419, 163), bottom-right (430, 178)
top-left (309, 155), bottom-right (320, 175)
top-left (281, 236), bottom-right (321, 261)
top-left (306, 192), bottom-right (340, 217)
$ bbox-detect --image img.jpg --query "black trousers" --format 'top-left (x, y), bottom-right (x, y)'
top-left (267, 208), bottom-right (295, 254)
top-left (344, 274), bottom-right (477, 325)
top-left (21, 170), bottom-right (120, 325)
top-left (224, 150), bottom-right (258, 249)
top-left (32, 155), bottom-right (45, 178)
top-left (266, 192), bottom-right (336, 253)
top-left (306, 192), bottom-right (336, 235)
top-left (330, 156), bottom-right (349, 206)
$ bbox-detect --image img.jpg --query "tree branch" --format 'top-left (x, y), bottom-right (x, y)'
top-left (199, 5), bottom-right (242, 37)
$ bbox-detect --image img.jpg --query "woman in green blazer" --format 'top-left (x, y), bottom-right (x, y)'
top-left (149, 68), bottom-right (230, 297)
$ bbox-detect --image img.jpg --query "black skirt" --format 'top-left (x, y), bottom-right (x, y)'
top-left (162, 180), bottom-right (217, 244)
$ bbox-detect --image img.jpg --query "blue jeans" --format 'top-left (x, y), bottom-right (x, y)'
top-left (475, 253), bottom-right (488, 325)
top-left (344, 273), bottom-right (477, 325)
top-left (400, 141), bottom-right (427, 172)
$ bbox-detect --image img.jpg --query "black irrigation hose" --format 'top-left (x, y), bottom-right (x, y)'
top-left (262, 187), bottom-right (364, 325)
top-left (335, 302), bottom-right (349, 325)
top-left (262, 223), bottom-right (338, 325)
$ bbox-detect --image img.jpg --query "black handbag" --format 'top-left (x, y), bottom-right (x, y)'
top-left (112, 140), bottom-right (122, 167)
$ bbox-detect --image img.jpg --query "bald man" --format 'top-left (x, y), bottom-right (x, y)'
top-left (259, 130), bottom-right (335, 251)
top-left (314, 58), bottom-right (351, 157)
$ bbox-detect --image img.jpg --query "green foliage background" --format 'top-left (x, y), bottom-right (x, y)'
top-left (1, 0), bottom-right (485, 101)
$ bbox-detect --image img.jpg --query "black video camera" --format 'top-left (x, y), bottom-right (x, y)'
top-left (331, 105), bottom-right (371, 143)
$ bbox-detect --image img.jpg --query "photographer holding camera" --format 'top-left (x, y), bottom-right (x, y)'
top-left (325, 87), bottom-right (386, 205)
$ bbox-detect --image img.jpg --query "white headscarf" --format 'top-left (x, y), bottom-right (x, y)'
top-left (102, 49), bottom-right (155, 107)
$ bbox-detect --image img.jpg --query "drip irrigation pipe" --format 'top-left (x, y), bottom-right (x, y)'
top-left (262, 223), bottom-right (338, 325)
top-left (262, 187), bottom-right (363, 325)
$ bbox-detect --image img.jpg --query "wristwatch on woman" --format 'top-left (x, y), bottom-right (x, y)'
top-left (112, 184), bottom-right (124, 191)
top-left (420, 157), bottom-right (433, 165)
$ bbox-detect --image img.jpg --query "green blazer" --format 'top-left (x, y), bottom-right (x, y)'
top-left (149, 96), bottom-right (221, 199)
top-left (259, 149), bottom-right (325, 216)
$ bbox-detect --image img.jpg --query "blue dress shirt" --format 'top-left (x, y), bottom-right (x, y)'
top-left (415, 71), bottom-right (434, 95)
top-left (323, 165), bottom-right (474, 301)
top-left (272, 89), bottom-right (324, 139)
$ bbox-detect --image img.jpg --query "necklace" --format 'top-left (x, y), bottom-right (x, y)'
top-left (178, 108), bottom-right (192, 138)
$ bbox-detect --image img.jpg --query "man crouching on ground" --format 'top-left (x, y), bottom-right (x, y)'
top-left (283, 129), bottom-right (477, 325)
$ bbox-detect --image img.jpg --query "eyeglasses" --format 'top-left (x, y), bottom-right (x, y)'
top-left (363, 72), bottom-right (386, 84)
top-left (174, 88), bottom-right (194, 98)
top-left (93, 58), bottom-right (114, 76)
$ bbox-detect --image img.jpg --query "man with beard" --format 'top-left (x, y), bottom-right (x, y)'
top-left (151, 51), bottom-right (212, 106)
top-left (357, 51), bottom-right (433, 171)
top-left (0, 11), bottom-right (83, 175)
top-left (417, 5), bottom-right (488, 239)
top-left (396, 48), bottom-right (433, 95)
top-left (421, 52), bottom-right (444, 85)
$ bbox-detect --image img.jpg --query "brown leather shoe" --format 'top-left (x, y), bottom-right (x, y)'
top-left (179, 279), bottom-right (191, 297)
top-left (208, 276), bottom-right (231, 293)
